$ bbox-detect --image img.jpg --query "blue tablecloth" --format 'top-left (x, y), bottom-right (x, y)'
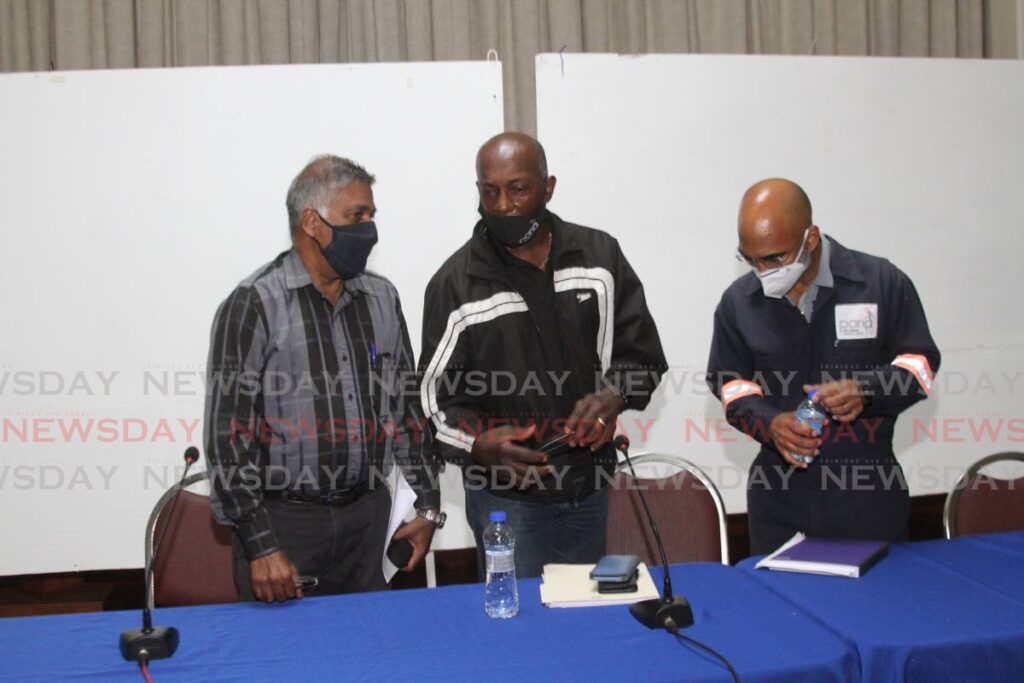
top-left (0, 563), bottom-right (857, 682)
top-left (740, 532), bottom-right (1024, 683)
top-left (901, 532), bottom-right (1024, 602)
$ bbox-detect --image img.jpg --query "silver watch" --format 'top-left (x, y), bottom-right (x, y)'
top-left (416, 508), bottom-right (446, 528)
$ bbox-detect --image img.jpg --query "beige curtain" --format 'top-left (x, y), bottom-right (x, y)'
top-left (0, 0), bottom-right (1004, 133)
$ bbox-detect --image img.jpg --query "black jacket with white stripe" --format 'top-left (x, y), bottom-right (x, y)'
top-left (418, 212), bottom-right (667, 500)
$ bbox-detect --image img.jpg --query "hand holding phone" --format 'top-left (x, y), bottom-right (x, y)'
top-left (387, 537), bottom-right (414, 568)
top-left (294, 575), bottom-right (319, 593)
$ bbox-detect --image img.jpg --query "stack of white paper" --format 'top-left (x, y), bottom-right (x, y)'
top-left (381, 468), bottom-right (417, 583)
top-left (540, 562), bottom-right (660, 608)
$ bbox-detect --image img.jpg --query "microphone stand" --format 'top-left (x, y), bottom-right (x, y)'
top-left (119, 446), bottom-right (199, 662)
top-left (615, 436), bottom-right (694, 632)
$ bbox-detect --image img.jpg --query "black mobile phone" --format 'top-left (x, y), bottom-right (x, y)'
top-left (294, 575), bottom-right (319, 592)
top-left (537, 431), bottom-right (572, 456)
top-left (590, 554), bottom-right (641, 582)
top-left (592, 555), bottom-right (640, 595)
top-left (596, 575), bottom-right (639, 594)
top-left (387, 538), bottom-right (414, 568)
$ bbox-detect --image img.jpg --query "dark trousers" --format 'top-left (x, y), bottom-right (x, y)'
top-left (465, 486), bottom-right (608, 580)
top-left (234, 485), bottom-right (392, 599)
top-left (747, 450), bottom-right (911, 555)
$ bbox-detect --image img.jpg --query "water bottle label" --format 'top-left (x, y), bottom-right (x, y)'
top-left (486, 550), bottom-right (515, 573)
top-left (797, 402), bottom-right (826, 435)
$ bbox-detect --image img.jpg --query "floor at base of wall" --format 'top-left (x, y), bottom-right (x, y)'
top-left (0, 493), bottom-right (947, 618)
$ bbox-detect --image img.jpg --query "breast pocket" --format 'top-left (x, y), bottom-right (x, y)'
top-left (364, 355), bottom-right (402, 456)
top-left (827, 339), bottom-right (882, 376)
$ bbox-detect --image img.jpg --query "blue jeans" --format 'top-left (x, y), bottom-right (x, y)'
top-left (465, 486), bottom-right (608, 579)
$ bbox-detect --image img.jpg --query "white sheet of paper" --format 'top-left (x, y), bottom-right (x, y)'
top-left (382, 467), bottom-right (417, 582)
top-left (539, 562), bottom-right (660, 608)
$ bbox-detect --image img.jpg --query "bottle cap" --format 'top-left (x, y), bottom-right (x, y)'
top-left (489, 511), bottom-right (507, 523)
top-left (807, 389), bottom-right (818, 400)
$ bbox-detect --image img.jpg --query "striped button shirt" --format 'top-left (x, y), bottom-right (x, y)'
top-left (203, 249), bottom-right (438, 559)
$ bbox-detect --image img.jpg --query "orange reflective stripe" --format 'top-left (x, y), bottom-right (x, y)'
top-left (891, 353), bottom-right (934, 394)
top-left (721, 378), bottom-right (764, 408)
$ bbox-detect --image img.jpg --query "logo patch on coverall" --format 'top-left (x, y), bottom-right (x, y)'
top-left (835, 303), bottom-right (878, 340)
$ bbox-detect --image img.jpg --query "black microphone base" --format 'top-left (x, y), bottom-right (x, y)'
top-left (630, 596), bottom-right (694, 631)
top-left (120, 626), bottom-right (179, 661)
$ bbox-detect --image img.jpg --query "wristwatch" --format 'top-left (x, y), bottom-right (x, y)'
top-left (416, 508), bottom-right (447, 528)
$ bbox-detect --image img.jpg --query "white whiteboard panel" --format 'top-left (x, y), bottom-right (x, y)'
top-left (0, 62), bottom-right (502, 575)
top-left (537, 53), bottom-right (1024, 514)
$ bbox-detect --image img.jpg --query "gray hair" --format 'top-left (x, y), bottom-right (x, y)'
top-left (286, 154), bottom-right (376, 235)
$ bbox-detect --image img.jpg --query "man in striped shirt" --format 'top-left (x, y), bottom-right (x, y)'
top-left (204, 155), bottom-right (441, 602)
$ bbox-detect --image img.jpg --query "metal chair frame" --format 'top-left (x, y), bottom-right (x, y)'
top-left (943, 451), bottom-right (1024, 540)
top-left (614, 451), bottom-right (730, 565)
top-left (145, 471), bottom-right (210, 610)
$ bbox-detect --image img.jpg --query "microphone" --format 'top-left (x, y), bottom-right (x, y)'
top-left (119, 446), bottom-right (198, 663)
top-left (613, 435), bottom-right (694, 633)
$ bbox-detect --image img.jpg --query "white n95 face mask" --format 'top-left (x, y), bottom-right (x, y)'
top-left (755, 229), bottom-right (810, 298)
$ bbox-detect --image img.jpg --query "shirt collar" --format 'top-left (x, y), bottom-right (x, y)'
top-left (284, 249), bottom-right (313, 290)
top-left (791, 236), bottom-right (833, 320)
top-left (813, 235), bottom-right (834, 289)
top-left (824, 236), bottom-right (865, 284)
top-left (344, 272), bottom-right (377, 297)
top-left (283, 248), bottom-right (375, 297)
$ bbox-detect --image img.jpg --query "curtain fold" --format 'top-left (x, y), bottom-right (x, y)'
top-left (0, 0), bottom-right (999, 133)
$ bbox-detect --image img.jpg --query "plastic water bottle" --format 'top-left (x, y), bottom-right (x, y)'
top-left (794, 389), bottom-right (827, 465)
top-left (483, 511), bottom-right (518, 619)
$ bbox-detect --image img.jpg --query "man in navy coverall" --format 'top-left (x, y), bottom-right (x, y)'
top-left (706, 178), bottom-right (940, 554)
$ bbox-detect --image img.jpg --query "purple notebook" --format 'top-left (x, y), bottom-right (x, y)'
top-left (777, 538), bottom-right (888, 565)
top-left (759, 535), bottom-right (889, 577)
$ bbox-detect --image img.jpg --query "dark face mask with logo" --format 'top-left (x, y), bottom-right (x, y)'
top-left (478, 204), bottom-right (549, 247)
top-left (316, 213), bottom-right (378, 280)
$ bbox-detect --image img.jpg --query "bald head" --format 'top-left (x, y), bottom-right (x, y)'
top-left (475, 132), bottom-right (555, 220)
top-left (736, 178), bottom-right (820, 275)
top-left (476, 132), bottom-right (548, 180)
top-left (739, 178), bottom-right (812, 243)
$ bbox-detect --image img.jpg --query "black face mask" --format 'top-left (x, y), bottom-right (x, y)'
top-left (478, 204), bottom-right (548, 247)
top-left (316, 213), bottom-right (378, 280)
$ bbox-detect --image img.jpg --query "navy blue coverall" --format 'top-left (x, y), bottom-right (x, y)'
top-left (707, 237), bottom-right (940, 554)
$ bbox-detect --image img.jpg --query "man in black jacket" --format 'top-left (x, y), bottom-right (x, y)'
top-left (419, 133), bottom-right (666, 577)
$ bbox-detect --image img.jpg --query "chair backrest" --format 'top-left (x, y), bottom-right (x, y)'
top-left (944, 452), bottom-right (1024, 539)
top-left (148, 472), bottom-right (239, 607)
top-left (606, 453), bottom-right (729, 565)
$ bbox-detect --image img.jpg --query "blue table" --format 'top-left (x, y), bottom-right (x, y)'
top-left (0, 563), bottom-right (857, 682)
top-left (740, 533), bottom-right (1024, 683)
top-left (901, 531), bottom-right (1024, 602)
